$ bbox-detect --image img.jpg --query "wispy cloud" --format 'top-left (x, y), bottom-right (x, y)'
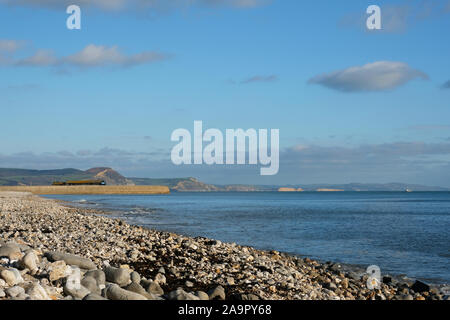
top-left (1, 42), bottom-right (169, 70)
top-left (0, 39), bottom-right (25, 53)
top-left (240, 75), bottom-right (278, 84)
top-left (406, 125), bottom-right (450, 131)
top-left (308, 61), bottom-right (428, 92)
top-left (65, 44), bottom-right (168, 68)
top-left (442, 80), bottom-right (450, 89)
top-left (3, 140), bottom-right (450, 186)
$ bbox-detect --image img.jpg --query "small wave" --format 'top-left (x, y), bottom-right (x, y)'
top-left (125, 207), bottom-right (158, 215)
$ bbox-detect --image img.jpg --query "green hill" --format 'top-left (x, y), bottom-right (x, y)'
top-left (0, 167), bottom-right (133, 186)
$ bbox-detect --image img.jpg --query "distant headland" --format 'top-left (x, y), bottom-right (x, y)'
top-left (0, 167), bottom-right (448, 193)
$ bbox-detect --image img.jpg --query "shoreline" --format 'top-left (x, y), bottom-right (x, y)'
top-left (62, 198), bottom-right (446, 287)
top-left (0, 191), bottom-right (447, 300)
top-left (0, 185), bottom-right (170, 195)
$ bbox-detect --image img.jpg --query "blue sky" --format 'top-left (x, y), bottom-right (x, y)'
top-left (1, 0), bottom-right (450, 186)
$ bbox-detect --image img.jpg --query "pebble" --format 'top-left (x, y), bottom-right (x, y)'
top-left (208, 285), bottom-right (226, 300)
top-left (81, 276), bottom-right (101, 295)
top-left (6, 285), bottom-right (25, 298)
top-left (45, 252), bottom-right (96, 270)
top-left (0, 192), bottom-right (444, 301)
top-left (84, 270), bottom-right (106, 286)
top-left (1, 268), bottom-right (24, 286)
top-left (130, 271), bottom-right (141, 284)
top-left (104, 283), bottom-right (147, 300)
top-left (104, 266), bottom-right (131, 287)
top-left (27, 283), bottom-right (51, 300)
top-left (168, 288), bottom-right (200, 300)
top-left (18, 251), bottom-right (39, 274)
top-left (154, 273), bottom-right (166, 285)
top-left (146, 281), bottom-right (164, 296)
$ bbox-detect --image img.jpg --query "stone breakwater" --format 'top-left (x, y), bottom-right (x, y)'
top-left (0, 191), bottom-right (447, 301)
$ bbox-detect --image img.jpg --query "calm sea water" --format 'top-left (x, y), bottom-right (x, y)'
top-left (46, 192), bottom-right (450, 284)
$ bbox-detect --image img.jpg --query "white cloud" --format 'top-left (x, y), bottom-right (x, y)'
top-left (16, 49), bottom-right (58, 66)
top-left (65, 44), bottom-right (167, 67)
top-left (308, 61), bottom-right (428, 92)
top-left (6, 44), bottom-right (168, 69)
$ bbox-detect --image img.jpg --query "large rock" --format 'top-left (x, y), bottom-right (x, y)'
top-left (104, 266), bottom-right (131, 287)
top-left (83, 293), bottom-right (108, 300)
top-left (146, 281), bottom-right (164, 296)
top-left (168, 288), bottom-right (200, 301)
top-left (195, 291), bottom-right (210, 300)
top-left (45, 252), bottom-right (96, 270)
top-left (18, 251), bottom-right (39, 274)
top-left (48, 260), bottom-right (70, 282)
top-left (26, 283), bottom-right (51, 300)
top-left (104, 284), bottom-right (147, 300)
top-left (81, 276), bottom-right (101, 295)
top-left (0, 268), bottom-right (24, 286)
top-left (5, 285), bottom-right (25, 298)
top-left (84, 270), bottom-right (106, 286)
top-left (124, 282), bottom-right (154, 300)
top-left (411, 280), bottom-right (430, 293)
top-left (130, 271), bottom-right (141, 284)
top-left (208, 285), bottom-right (226, 300)
top-left (63, 283), bottom-right (91, 299)
top-left (0, 244), bottom-right (22, 260)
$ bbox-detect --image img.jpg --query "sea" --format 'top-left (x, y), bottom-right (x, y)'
top-left (45, 192), bottom-right (450, 285)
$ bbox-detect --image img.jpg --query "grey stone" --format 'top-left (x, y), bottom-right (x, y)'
top-left (124, 282), bottom-right (154, 299)
top-left (11, 293), bottom-right (29, 300)
top-left (104, 266), bottom-right (131, 286)
top-left (130, 271), bottom-right (141, 284)
top-left (83, 293), bottom-right (108, 300)
top-left (84, 269), bottom-right (106, 286)
top-left (147, 281), bottom-right (164, 296)
top-left (81, 276), bottom-right (101, 295)
top-left (168, 288), bottom-right (200, 300)
top-left (6, 285), bottom-right (25, 298)
top-left (18, 251), bottom-right (38, 274)
top-left (0, 268), bottom-right (24, 286)
top-left (45, 252), bottom-right (96, 270)
top-left (63, 283), bottom-right (91, 299)
top-left (208, 285), bottom-right (226, 300)
top-left (324, 282), bottom-right (337, 290)
top-left (195, 291), bottom-right (209, 300)
top-left (0, 243), bottom-right (22, 260)
top-left (26, 283), bottom-right (51, 300)
top-left (0, 288), bottom-right (5, 298)
top-left (104, 283), bottom-right (147, 300)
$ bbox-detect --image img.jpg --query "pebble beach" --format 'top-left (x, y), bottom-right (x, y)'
top-left (0, 191), bottom-right (447, 301)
